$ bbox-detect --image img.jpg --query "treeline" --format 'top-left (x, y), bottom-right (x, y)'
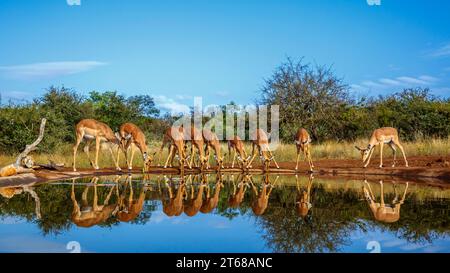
top-left (0, 86), bottom-right (167, 154)
top-left (260, 58), bottom-right (450, 142)
top-left (1, 58), bottom-right (450, 154)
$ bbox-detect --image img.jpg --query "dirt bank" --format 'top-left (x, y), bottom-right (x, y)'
top-left (1, 156), bottom-right (449, 188)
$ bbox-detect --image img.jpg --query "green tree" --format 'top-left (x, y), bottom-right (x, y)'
top-left (259, 57), bottom-right (350, 142)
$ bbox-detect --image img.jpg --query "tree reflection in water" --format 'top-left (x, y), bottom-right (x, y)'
top-left (0, 174), bottom-right (449, 252)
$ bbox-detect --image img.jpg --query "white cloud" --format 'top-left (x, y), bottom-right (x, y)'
top-left (418, 75), bottom-right (438, 82)
top-left (154, 95), bottom-right (191, 116)
top-left (396, 76), bottom-right (429, 85)
top-left (352, 75), bottom-right (439, 93)
top-left (428, 43), bottom-right (450, 58)
top-left (379, 78), bottom-right (401, 86)
top-left (0, 61), bottom-right (107, 80)
top-left (361, 81), bottom-right (385, 88)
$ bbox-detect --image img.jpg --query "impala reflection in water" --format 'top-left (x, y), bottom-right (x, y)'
top-left (0, 174), bottom-right (449, 253)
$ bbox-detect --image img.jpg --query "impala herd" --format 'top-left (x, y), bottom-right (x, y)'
top-left (72, 118), bottom-right (409, 173)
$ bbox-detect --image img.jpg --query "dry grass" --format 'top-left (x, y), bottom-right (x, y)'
top-left (1, 137), bottom-right (449, 169)
top-left (273, 137), bottom-right (450, 162)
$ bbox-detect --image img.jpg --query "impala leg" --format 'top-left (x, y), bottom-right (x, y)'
top-left (364, 180), bottom-right (375, 200)
top-left (94, 137), bottom-right (101, 170)
top-left (164, 145), bottom-right (175, 168)
top-left (396, 142), bottom-right (408, 167)
top-left (247, 144), bottom-right (257, 168)
top-left (392, 183), bottom-right (398, 204)
top-left (169, 146), bottom-right (177, 167)
top-left (128, 177), bottom-right (134, 204)
top-left (84, 140), bottom-right (95, 168)
top-left (116, 142), bottom-right (124, 171)
top-left (379, 181), bottom-right (385, 208)
top-left (295, 175), bottom-right (300, 192)
top-left (400, 182), bottom-right (409, 204)
top-left (129, 143), bottom-right (136, 170)
top-left (93, 179), bottom-right (99, 211)
top-left (206, 184), bottom-right (211, 199)
top-left (303, 146), bottom-right (313, 171)
top-left (295, 145), bottom-right (301, 171)
top-left (379, 142), bottom-right (384, 168)
top-left (306, 145), bottom-right (314, 169)
top-left (189, 145), bottom-right (196, 169)
top-left (70, 179), bottom-right (80, 216)
top-left (123, 139), bottom-right (132, 169)
top-left (104, 183), bottom-right (116, 205)
top-left (72, 133), bottom-right (83, 172)
top-left (167, 184), bottom-right (174, 199)
top-left (389, 142), bottom-right (397, 167)
top-left (108, 144), bottom-right (122, 171)
top-left (250, 182), bottom-right (259, 196)
top-left (363, 147), bottom-right (376, 168)
top-left (268, 150), bottom-right (280, 169)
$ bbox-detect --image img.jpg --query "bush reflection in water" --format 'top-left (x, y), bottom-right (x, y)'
top-left (1, 174), bottom-right (449, 253)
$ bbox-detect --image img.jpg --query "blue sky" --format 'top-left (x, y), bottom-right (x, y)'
top-left (0, 0), bottom-right (449, 113)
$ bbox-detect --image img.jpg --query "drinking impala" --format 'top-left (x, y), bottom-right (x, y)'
top-left (294, 128), bottom-right (314, 171)
top-left (157, 126), bottom-right (187, 174)
top-left (184, 126), bottom-right (208, 169)
top-left (355, 127), bottom-right (408, 168)
top-left (247, 129), bottom-right (280, 170)
top-left (118, 122), bottom-right (152, 171)
top-left (203, 129), bottom-right (224, 169)
top-left (227, 136), bottom-right (250, 168)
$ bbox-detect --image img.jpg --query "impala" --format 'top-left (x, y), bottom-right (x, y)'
top-left (117, 175), bottom-right (147, 222)
top-left (247, 129), bottom-right (280, 170)
top-left (203, 129), bottom-right (224, 169)
top-left (200, 177), bottom-right (223, 214)
top-left (72, 119), bottom-right (122, 172)
top-left (162, 178), bottom-right (186, 217)
top-left (363, 180), bottom-right (409, 223)
top-left (296, 174), bottom-right (314, 219)
top-left (250, 175), bottom-right (278, 215)
top-left (227, 136), bottom-right (250, 168)
top-left (355, 127), bottom-right (408, 168)
top-left (184, 175), bottom-right (207, 217)
top-left (184, 126), bottom-right (208, 169)
top-left (228, 174), bottom-right (249, 208)
top-left (118, 123), bottom-right (152, 171)
top-left (294, 128), bottom-right (314, 171)
top-left (70, 177), bottom-right (119, 228)
top-left (157, 126), bottom-right (187, 174)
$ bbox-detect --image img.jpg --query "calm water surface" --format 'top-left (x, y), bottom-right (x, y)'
top-left (1, 174), bottom-right (449, 253)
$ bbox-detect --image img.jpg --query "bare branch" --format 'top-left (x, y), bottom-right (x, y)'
top-left (14, 118), bottom-right (47, 167)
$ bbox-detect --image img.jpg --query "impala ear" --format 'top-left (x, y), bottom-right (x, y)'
top-left (355, 145), bottom-right (363, 151)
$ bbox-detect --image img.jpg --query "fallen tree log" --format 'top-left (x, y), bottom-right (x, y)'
top-left (0, 118), bottom-right (47, 177)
